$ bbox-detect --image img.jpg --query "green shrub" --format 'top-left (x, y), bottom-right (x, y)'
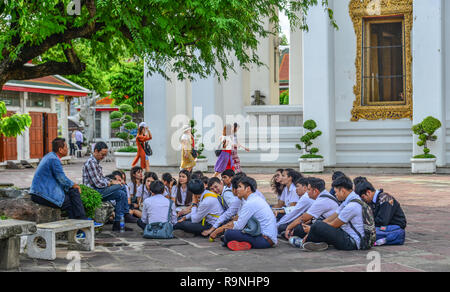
top-left (110, 104), bottom-right (138, 146)
top-left (412, 116), bottom-right (442, 158)
top-left (0, 215), bottom-right (8, 220)
top-left (280, 90), bottom-right (289, 105)
top-left (190, 119), bottom-right (205, 158)
top-left (80, 185), bottom-right (103, 219)
top-left (117, 146), bottom-right (138, 153)
top-left (296, 119), bottom-right (323, 159)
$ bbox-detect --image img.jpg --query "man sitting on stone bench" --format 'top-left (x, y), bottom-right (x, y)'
top-left (30, 138), bottom-right (87, 220)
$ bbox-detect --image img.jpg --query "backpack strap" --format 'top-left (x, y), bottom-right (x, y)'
top-left (319, 194), bottom-right (340, 205)
top-left (200, 192), bottom-right (222, 226)
top-left (347, 199), bottom-right (365, 246)
top-left (167, 200), bottom-right (173, 223)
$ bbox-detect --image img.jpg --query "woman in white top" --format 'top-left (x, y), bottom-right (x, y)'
top-left (214, 124), bottom-right (235, 178)
top-left (231, 123), bottom-right (249, 174)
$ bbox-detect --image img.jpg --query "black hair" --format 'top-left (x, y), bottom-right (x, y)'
top-left (130, 166), bottom-right (143, 196)
top-left (355, 181), bottom-right (376, 196)
top-left (308, 177), bottom-right (326, 193)
top-left (207, 177), bottom-right (222, 190)
top-left (52, 138), bottom-right (66, 153)
top-left (112, 170), bottom-right (123, 180)
top-left (287, 169), bottom-right (302, 183)
top-left (332, 176), bottom-right (354, 191)
top-left (235, 172), bottom-right (246, 179)
top-left (191, 170), bottom-right (204, 180)
top-left (105, 174), bottom-right (116, 180)
top-left (295, 177), bottom-right (309, 187)
top-left (187, 179), bottom-right (205, 195)
top-left (271, 171), bottom-right (284, 197)
top-left (144, 171), bottom-right (158, 182)
top-left (150, 180), bottom-right (165, 195)
top-left (231, 175), bottom-right (242, 190)
top-left (162, 173), bottom-right (173, 183)
top-left (332, 171), bottom-right (346, 181)
top-left (176, 169), bottom-right (193, 206)
top-left (221, 169), bottom-right (235, 178)
top-left (353, 176), bottom-right (368, 187)
top-left (238, 176), bottom-right (256, 193)
top-left (201, 176), bottom-right (209, 187)
top-left (94, 142), bottom-right (108, 152)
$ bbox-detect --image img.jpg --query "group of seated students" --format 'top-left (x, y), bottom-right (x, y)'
top-left (271, 170), bottom-right (407, 251)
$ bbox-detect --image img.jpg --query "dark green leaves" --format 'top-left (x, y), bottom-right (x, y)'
top-left (0, 103), bottom-right (32, 137)
top-left (412, 116), bottom-right (442, 157)
top-left (297, 119), bottom-right (323, 159)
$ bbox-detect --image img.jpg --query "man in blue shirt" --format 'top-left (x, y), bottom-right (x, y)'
top-left (30, 138), bottom-right (86, 220)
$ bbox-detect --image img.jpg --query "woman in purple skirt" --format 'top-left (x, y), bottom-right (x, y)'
top-left (214, 125), bottom-right (235, 177)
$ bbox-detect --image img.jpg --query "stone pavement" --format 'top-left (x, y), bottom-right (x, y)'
top-left (1, 158), bottom-right (450, 272)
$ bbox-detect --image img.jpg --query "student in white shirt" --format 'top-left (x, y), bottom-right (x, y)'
top-left (201, 177), bottom-right (242, 237)
top-left (221, 177), bottom-right (278, 251)
top-left (174, 179), bottom-right (225, 237)
top-left (284, 177), bottom-right (339, 240)
top-left (300, 176), bottom-right (367, 252)
top-left (137, 181), bottom-right (177, 230)
top-left (221, 169), bottom-right (235, 191)
top-left (171, 169), bottom-right (193, 214)
top-left (272, 169), bottom-right (301, 211)
top-left (136, 172), bottom-right (158, 205)
top-left (277, 177), bottom-right (313, 235)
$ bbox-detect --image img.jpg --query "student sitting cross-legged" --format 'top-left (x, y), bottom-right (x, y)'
top-left (201, 177), bottom-right (242, 238)
top-left (355, 179), bottom-right (407, 246)
top-left (299, 176), bottom-right (374, 252)
top-left (277, 177), bottom-right (314, 237)
top-left (222, 177), bottom-right (278, 251)
top-left (173, 179), bottom-right (226, 237)
top-left (284, 177), bottom-right (339, 242)
top-left (137, 181), bottom-right (177, 230)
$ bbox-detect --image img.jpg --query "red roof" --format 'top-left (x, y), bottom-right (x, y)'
top-left (96, 96), bottom-right (114, 105)
top-left (279, 53), bottom-right (289, 84)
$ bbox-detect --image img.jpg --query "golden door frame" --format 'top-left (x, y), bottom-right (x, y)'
top-left (349, 0), bottom-right (413, 121)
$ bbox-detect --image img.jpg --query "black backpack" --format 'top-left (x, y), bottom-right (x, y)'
top-left (348, 199), bottom-right (376, 250)
top-left (140, 141), bottom-right (153, 156)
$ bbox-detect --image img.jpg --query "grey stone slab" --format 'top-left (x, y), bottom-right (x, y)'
top-left (0, 219), bottom-right (36, 240)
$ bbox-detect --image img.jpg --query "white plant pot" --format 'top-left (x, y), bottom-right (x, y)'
top-left (411, 158), bottom-right (436, 174)
top-left (114, 152), bottom-right (137, 170)
top-left (194, 158), bottom-right (209, 172)
top-left (299, 158), bottom-right (324, 173)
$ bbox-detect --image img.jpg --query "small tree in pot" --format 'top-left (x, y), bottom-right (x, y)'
top-left (110, 104), bottom-right (138, 169)
top-left (411, 116), bottom-right (442, 173)
top-left (190, 119), bottom-right (208, 171)
top-left (296, 119), bottom-right (324, 172)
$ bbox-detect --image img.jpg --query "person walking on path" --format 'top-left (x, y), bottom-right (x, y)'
top-left (214, 124), bottom-right (235, 177)
top-left (231, 123), bottom-right (249, 173)
top-left (180, 125), bottom-right (196, 172)
top-left (132, 122), bottom-right (152, 172)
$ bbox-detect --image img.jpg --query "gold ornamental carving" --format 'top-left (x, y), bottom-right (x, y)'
top-left (349, 0), bottom-right (413, 121)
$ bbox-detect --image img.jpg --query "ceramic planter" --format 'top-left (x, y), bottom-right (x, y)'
top-left (194, 158), bottom-right (209, 172)
top-left (114, 152), bottom-right (137, 170)
top-left (411, 158), bottom-right (436, 174)
top-left (299, 158), bottom-right (324, 173)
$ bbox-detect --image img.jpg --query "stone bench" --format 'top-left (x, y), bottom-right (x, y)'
top-left (0, 219), bottom-right (37, 270)
top-left (27, 219), bottom-right (94, 260)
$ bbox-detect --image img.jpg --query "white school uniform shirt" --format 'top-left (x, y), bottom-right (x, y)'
top-left (127, 182), bottom-right (139, 199)
top-left (213, 194), bottom-right (242, 229)
top-left (306, 190), bottom-right (339, 221)
top-left (280, 183), bottom-right (299, 207)
top-left (171, 185), bottom-right (189, 206)
top-left (222, 186), bottom-right (234, 205)
top-left (233, 192), bottom-right (278, 245)
top-left (277, 193), bottom-right (314, 227)
top-left (141, 194), bottom-right (178, 225)
top-left (186, 190), bottom-right (225, 225)
top-left (336, 192), bottom-right (365, 249)
top-left (136, 184), bottom-right (151, 201)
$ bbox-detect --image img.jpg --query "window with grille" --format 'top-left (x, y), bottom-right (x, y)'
top-left (0, 90), bottom-right (20, 107)
top-left (27, 92), bottom-right (51, 108)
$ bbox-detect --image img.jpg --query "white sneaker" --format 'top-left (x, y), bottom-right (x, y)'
top-left (302, 241), bottom-right (329, 252)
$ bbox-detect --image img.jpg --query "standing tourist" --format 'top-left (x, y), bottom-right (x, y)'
top-left (132, 122), bottom-right (152, 172)
top-left (214, 124), bottom-right (234, 177)
top-left (231, 123), bottom-right (249, 173)
top-left (180, 125), bottom-right (196, 172)
top-left (74, 128), bottom-right (83, 151)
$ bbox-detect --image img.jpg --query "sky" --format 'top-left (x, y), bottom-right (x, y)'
top-left (279, 13), bottom-right (291, 45)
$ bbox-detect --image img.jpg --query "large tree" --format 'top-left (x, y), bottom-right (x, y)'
top-left (0, 0), bottom-right (335, 93)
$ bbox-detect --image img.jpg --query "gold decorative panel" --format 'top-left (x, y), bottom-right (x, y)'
top-left (349, 0), bottom-right (413, 121)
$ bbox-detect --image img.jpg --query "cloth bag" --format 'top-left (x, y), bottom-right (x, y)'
top-left (143, 200), bottom-right (174, 239)
top-left (242, 216), bottom-right (261, 237)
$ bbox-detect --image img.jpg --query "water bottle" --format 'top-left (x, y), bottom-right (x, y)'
top-left (374, 238), bottom-right (387, 246)
top-left (289, 236), bottom-right (303, 248)
top-left (120, 216), bottom-right (125, 233)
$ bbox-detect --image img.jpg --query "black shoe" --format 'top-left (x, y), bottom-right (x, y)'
top-left (124, 213), bottom-right (138, 223)
top-left (112, 221), bottom-right (134, 232)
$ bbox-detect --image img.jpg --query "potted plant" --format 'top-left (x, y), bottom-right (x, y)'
top-left (411, 116), bottom-right (442, 174)
top-left (110, 104), bottom-right (138, 169)
top-left (296, 119), bottom-right (324, 173)
top-left (191, 119), bottom-right (208, 172)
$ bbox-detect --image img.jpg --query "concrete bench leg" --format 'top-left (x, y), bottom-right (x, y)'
top-left (67, 225), bottom-right (94, 251)
top-left (27, 229), bottom-right (56, 260)
top-left (0, 236), bottom-right (20, 270)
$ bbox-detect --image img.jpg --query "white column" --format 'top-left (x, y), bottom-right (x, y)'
top-left (303, 4), bottom-right (336, 166)
top-left (289, 12), bottom-right (303, 106)
top-left (412, 0), bottom-right (446, 166)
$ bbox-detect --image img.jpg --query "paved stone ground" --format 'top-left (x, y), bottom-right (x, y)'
top-left (1, 158), bottom-right (450, 272)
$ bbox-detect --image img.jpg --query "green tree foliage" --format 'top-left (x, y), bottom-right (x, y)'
top-left (108, 60), bottom-right (144, 112)
top-left (190, 119), bottom-right (205, 158)
top-left (412, 116), bottom-right (442, 159)
top-left (280, 34), bottom-right (289, 46)
top-left (280, 90), bottom-right (289, 105)
top-left (0, 0), bottom-right (336, 93)
top-left (0, 101), bottom-right (32, 137)
top-left (110, 104), bottom-right (137, 145)
top-left (296, 119), bottom-right (323, 158)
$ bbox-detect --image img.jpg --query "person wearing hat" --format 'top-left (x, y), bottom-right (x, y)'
top-left (132, 122), bottom-right (152, 172)
top-left (180, 125), bottom-right (196, 172)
